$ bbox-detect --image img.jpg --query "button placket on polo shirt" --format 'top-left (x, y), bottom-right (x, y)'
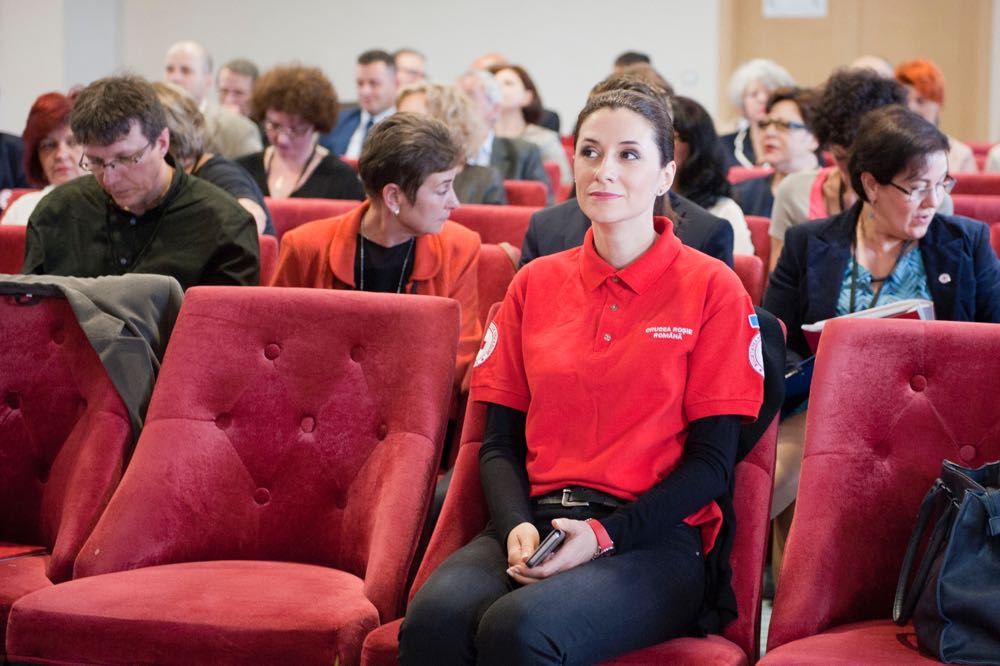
top-left (594, 275), bottom-right (631, 352)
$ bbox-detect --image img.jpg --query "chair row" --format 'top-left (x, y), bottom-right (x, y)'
top-left (728, 168), bottom-right (1000, 195)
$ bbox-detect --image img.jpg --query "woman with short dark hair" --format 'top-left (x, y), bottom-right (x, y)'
top-left (236, 64), bottom-right (363, 201)
top-left (763, 105), bottom-right (1000, 579)
top-left (270, 113), bottom-right (481, 381)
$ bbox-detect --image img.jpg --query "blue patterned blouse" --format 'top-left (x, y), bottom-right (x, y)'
top-left (835, 247), bottom-right (933, 316)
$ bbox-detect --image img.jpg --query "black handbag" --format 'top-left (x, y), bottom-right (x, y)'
top-left (893, 460), bottom-right (1000, 664)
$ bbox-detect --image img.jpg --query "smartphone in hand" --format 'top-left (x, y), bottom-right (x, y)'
top-left (526, 529), bottom-right (565, 568)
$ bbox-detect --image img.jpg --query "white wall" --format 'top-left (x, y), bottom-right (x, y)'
top-left (3, 0), bottom-right (722, 134)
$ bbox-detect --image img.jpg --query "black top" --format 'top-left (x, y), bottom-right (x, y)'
top-left (23, 165), bottom-right (259, 290)
top-left (236, 150), bottom-right (364, 200)
top-left (1, 132), bottom-right (29, 190)
top-left (732, 173), bottom-right (775, 219)
top-left (519, 193), bottom-right (734, 268)
top-left (193, 154), bottom-right (274, 236)
top-left (719, 128), bottom-right (755, 170)
top-left (353, 235), bottom-right (416, 293)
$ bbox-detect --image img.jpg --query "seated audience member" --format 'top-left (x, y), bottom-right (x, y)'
top-left (236, 64), bottom-right (364, 201)
top-left (397, 82), bottom-right (507, 205)
top-left (164, 40), bottom-right (261, 159)
top-left (320, 49), bottom-right (398, 158)
top-left (394, 48), bottom-right (427, 86)
top-left (270, 112), bottom-right (481, 381)
top-left (489, 64), bottom-right (572, 186)
top-left (895, 59), bottom-right (977, 173)
top-left (766, 69), bottom-right (957, 271)
top-left (217, 58), bottom-right (259, 118)
top-left (520, 75), bottom-right (734, 268)
top-left (733, 87), bottom-right (820, 219)
top-left (458, 69), bottom-right (551, 202)
top-left (763, 105), bottom-right (1000, 577)
top-left (398, 88), bottom-right (763, 665)
top-left (2, 92), bottom-right (85, 226)
top-left (153, 82), bottom-right (273, 235)
top-left (672, 96), bottom-right (754, 255)
top-left (612, 50), bottom-right (651, 73)
top-left (22, 75), bottom-right (259, 289)
top-left (719, 58), bottom-right (795, 169)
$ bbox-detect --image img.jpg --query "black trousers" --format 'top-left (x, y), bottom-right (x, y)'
top-left (398, 503), bottom-right (705, 665)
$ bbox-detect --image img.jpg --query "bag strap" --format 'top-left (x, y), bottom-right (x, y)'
top-left (893, 480), bottom-right (956, 625)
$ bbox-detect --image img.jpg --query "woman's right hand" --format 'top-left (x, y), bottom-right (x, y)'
top-left (506, 522), bottom-right (539, 568)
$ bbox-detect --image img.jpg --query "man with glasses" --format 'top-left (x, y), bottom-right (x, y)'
top-left (22, 74), bottom-right (259, 290)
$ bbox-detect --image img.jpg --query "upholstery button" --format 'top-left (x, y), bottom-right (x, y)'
top-left (51, 329), bottom-right (65, 345)
top-left (959, 445), bottom-right (977, 463)
top-left (253, 488), bottom-right (270, 505)
top-left (264, 343), bottom-right (281, 360)
top-left (350, 345), bottom-right (365, 362)
top-left (909, 375), bottom-right (927, 392)
top-left (377, 423), bottom-right (388, 440)
top-left (216, 413), bottom-right (231, 429)
top-left (603, 333), bottom-right (612, 342)
top-left (301, 416), bottom-right (315, 433)
top-left (5, 392), bottom-right (20, 409)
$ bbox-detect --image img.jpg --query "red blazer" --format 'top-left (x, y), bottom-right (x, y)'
top-left (271, 200), bottom-right (482, 382)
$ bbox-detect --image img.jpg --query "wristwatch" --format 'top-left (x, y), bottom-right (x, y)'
top-left (585, 518), bottom-right (615, 558)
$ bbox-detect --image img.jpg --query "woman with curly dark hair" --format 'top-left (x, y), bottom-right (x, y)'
top-left (235, 64), bottom-right (363, 200)
top-left (671, 96), bottom-right (753, 254)
top-left (765, 68), bottom-right (957, 270)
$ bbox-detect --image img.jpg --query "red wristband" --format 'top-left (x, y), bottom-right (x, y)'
top-left (585, 518), bottom-right (615, 558)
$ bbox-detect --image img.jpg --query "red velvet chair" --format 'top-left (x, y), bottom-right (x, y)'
top-left (951, 193), bottom-right (1000, 226)
top-left (258, 234), bottom-right (278, 286)
top-left (727, 166), bottom-right (773, 185)
top-left (761, 318), bottom-right (1000, 664)
top-left (746, 216), bottom-right (771, 269)
top-left (542, 160), bottom-right (561, 192)
top-left (475, 245), bottom-right (517, 327)
top-left (6, 287), bottom-right (461, 666)
top-left (951, 172), bottom-right (1000, 196)
top-left (361, 325), bottom-right (780, 665)
top-left (0, 188), bottom-right (37, 218)
top-left (0, 225), bottom-right (26, 274)
top-left (0, 293), bottom-right (132, 657)
top-left (449, 203), bottom-right (537, 247)
top-left (266, 197), bottom-right (362, 240)
top-left (503, 179), bottom-right (549, 207)
top-left (734, 254), bottom-right (766, 305)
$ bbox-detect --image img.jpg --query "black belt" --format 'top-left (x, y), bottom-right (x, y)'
top-left (533, 486), bottom-right (628, 509)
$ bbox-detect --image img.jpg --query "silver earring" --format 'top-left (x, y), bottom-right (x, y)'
top-left (392, 208), bottom-right (400, 216)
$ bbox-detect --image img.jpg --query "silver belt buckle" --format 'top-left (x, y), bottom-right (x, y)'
top-left (561, 488), bottom-right (590, 507)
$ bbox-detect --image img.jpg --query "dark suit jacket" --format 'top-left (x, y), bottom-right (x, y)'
top-left (763, 202), bottom-right (1000, 359)
top-left (519, 193), bottom-right (734, 268)
top-left (1, 132), bottom-right (28, 190)
top-left (732, 174), bottom-right (775, 218)
top-left (318, 109), bottom-right (362, 156)
top-left (490, 136), bottom-right (551, 203)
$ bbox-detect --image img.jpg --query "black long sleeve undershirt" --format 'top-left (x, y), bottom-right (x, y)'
top-left (478, 402), bottom-right (741, 552)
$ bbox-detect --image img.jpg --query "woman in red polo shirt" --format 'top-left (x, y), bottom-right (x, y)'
top-left (399, 90), bottom-right (764, 665)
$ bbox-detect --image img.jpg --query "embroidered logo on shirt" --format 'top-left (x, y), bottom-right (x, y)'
top-left (644, 325), bottom-right (693, 341)
top-left (474, 322), bottom-right (499, 367)
top-left (749, 332), bottom-right (765, 377)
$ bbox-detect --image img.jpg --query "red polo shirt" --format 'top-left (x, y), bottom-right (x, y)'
top-left (471, 217), bottom-right (764, 551)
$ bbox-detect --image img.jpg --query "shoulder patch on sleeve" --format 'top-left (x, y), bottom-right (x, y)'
top-left (474, 321), bottom-right (499, 368)
top-left (749, 331), bottom-right (765, 377)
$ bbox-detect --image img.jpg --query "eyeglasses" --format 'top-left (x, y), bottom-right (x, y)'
top-left (756, 118), bottom-right (808, 132)
top-left (888, 176), bottom-right (957, 203)
top-left (264, 120), bottom-right (314, 138)
top-left (79, 141), bottom-right (154, 174)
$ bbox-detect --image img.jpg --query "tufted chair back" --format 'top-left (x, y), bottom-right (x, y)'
top-left (265, 197), bottom-right (361, 240)
top-left (73, 286), bottom-right (460, 621)
top-left (768, 318), bottom-right (1000, 651)
top-left (449, 204), bottom-right (536, 247)
top-left (0, 294), bottom-right (131, 582)
top-left (0, 225), bottom-right (26, 274)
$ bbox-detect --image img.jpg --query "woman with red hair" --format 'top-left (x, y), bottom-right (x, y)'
top-left (1, 92), bottom-right (85, 226)
top-left (895, 59), bottom-right (977, 173)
